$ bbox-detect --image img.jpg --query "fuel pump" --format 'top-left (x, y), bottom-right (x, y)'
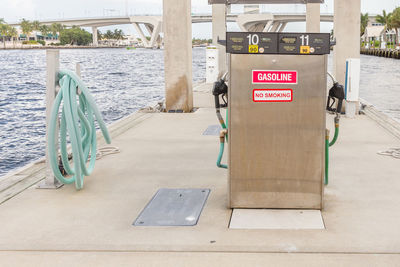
top-left (218, 31), bottom-right (333, 209)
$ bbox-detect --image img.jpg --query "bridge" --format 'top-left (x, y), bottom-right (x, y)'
top-left (9, 13), bottom-right (337, 48)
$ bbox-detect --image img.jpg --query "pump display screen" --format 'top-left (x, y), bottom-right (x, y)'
top-left (226, 32), bottom-right (330, 55)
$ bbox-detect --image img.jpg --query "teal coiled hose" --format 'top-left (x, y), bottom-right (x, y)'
top-left (48, 70), bottom-right (111, 190)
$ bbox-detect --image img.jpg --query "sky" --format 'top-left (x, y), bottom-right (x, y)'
top-left (1, 0), bottom-right (399, 38)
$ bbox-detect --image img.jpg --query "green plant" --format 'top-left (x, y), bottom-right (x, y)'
top-left (32, 20), bottom-right (40, 32)
top-left (0, 22), bottom-right (16, 48)
top-left (22, 40), bottom-right (38, 45)
top-left (376, 10), bottom-right (392, 43)
top-left (360, 13), bottom-right (369, 36)
top-left (374, 40), bottom-right (380, 47)
top-left (50, 23), bottom-right (64, 36)
top-left (388, 7), bottom-right (400, 46)
top-left (59, 27), bottom-right (92, 45)
top-left (20, 19), bottom-right (33, 40)
top-left (37, 40), bottom-right (45, 46)
top-left (40, 25), bottom-right (50, 36)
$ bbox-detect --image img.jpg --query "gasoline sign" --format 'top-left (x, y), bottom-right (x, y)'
top-left (252, 70), bottom-right (298, 84)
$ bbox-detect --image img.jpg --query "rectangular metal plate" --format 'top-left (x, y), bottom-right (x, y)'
top-left (278, 33), bottom-right (330, 55)
top-left (226, 32), bottom-right (330, 55)
top-left (228, 54), bottom-right (326, 209)
top-left (227, 32), bottom-right (278, 54)
top-left (229, 209), bottom-right (325, 229)
top-left (133, 189), bottom-right (210, 226)
top-left (203, 124), bottom-right (222, 136)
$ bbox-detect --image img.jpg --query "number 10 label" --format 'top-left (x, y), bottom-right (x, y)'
top-left (247, 34), bottom-right (259, 53)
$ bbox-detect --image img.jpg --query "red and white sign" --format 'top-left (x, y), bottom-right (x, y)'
top-left (252, 70), bottom-right (298, 84)
top-left (253, 89), bottom-right (293, 102)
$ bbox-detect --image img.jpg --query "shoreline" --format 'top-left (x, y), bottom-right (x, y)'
top-left (0, 45), bottom-right (140, 50)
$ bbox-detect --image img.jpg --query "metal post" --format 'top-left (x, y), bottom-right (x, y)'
top-left (37, 50), bottom-right (63, 189)
top-left (76, 62), bottom-right (81, 77)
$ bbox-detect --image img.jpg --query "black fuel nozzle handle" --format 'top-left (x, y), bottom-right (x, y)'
top-left (326, 82), bottom-right (345, 114)
top-left (214, 95), bottom-right (221, 109)
top-left (213, 79), bottom-right (228, 109)
top-left (336, 98), bottom-right (343, 114)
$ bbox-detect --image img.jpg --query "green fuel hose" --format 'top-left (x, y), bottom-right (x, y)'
top-left (329, 124), bottom-right (339, 147)
top-left (325, 131), bottom-right (330, 185)
top-left (216, 109), bottom-right (228, 169)
top-left (217, 141), bottom-right (228, 169)
top-left (325, 117), bottom-right (340, 185)
top-left (48, 70), bottom-right (111, 190)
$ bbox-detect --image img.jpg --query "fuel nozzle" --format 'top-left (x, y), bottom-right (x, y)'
top-left (326, 82), bottom-right (345, 114)
top-left (212, 78), bottom-right (228, 108)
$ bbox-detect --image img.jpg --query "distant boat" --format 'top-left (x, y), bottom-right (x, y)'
top-left (126, 46), bottom-right (136, 50)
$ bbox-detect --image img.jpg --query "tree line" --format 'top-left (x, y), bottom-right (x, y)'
top-left (361, 7), bottom-right (400, 45)
top-left (0, 18), bottom-right (126, 46)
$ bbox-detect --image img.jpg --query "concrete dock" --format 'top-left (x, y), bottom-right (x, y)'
top-left (0, 85), bottom-right (400, 266)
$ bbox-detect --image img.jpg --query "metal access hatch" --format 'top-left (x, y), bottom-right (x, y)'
top-left (133, 188), bottom-right (210, 226)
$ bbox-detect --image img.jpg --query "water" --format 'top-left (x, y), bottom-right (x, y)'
top-left (0, 48), bottom-right (205, 177)
top-left (0, 49), bottom-right (399, 178)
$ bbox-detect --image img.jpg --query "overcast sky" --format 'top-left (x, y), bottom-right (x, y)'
top-left (1, 0), bottom-right (399, 37)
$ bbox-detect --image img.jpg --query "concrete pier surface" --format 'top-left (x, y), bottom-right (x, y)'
top-left (0, 84), bottom-right (400, 266)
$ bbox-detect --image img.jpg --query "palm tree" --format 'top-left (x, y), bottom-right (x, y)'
top-left (0, 23), bottom-right (9, 48)
top-left (376, 10), bottom-right (392, 43)
top-left (113, 29), bottom-right (124, 40)
top-left (104, 30), bottom-right (113, 40)
top-left (97, 29), bottom-right (103, 40)
top-left (32, 20), bottom-right (40, 29)
top-left (8, 26), bottom-right (18, 48)
top-left (31, 20), bottom-right (41, 40)
top-left (20, 19), bottom-right (33, 41)
top-left (40, 25), bottom-right (50, 39)
top-left (360, 13), bottom-right (369, 37)
top-left (50, 23), bottom-right (64, 40)
top-left (388, 7), bottom-right (400, 47)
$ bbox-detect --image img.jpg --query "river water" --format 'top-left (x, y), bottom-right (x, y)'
top-left (0, 48), bottom-right (399, 178)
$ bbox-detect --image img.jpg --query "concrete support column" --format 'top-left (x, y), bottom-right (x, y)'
top-left (144, 24), bottom-right (154, 38)
top-left (262, 21), bottom-right (273, 32)
top-left (92, 26), bottom-right (98, 46)
top-left (333, 0), bottom-right (360, 85)
top-left (306, 3), bottom-right (320, 33)
top-left (212, 4), bottom-right (227, 77)
top-left (163, 0), bottom-right (193, 112)
top-left (278, 22), bottom-right (287, 32)
top-left (147, 22), bottom-right (162, 48)
top-left (270, 21), bottom-right (281, 32)
top-left (334, 0), bottom-right (361, 117)
top-left (132, 23), bottom-right (150, 47)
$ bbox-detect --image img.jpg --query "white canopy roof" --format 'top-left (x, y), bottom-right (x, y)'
top-left (364, 26), bottom-right (385, 38)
